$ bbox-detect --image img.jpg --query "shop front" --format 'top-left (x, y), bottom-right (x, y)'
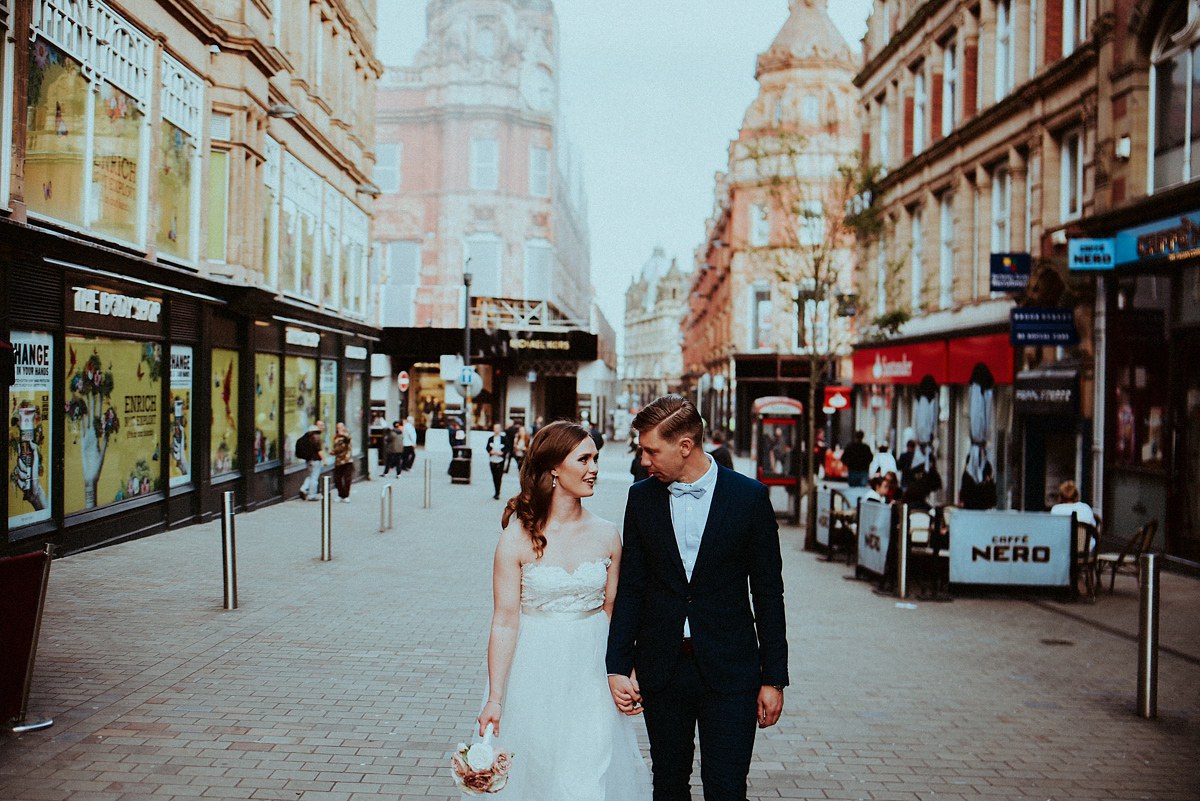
top-left (3, 231), bottom-right (376, 557)
top-left (1087, 205), bottom-right (1200, 559)
top-left (852, 332), bottom-right (1014, 508)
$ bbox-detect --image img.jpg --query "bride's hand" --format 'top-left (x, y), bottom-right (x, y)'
top-left (478, 700), bottom-right (502, 736)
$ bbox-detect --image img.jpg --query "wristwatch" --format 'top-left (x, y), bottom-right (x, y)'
top-left (771, 684), bottom-right (785, 693)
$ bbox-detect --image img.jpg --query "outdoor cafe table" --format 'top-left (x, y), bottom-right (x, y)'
top-left (943, 508), bottom-right (1073, 586)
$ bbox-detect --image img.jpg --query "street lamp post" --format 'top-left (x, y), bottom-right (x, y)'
top-left (463, 270), bottom-right (472, 442)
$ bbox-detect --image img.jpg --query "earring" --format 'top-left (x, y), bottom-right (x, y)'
top-left (552, 475), bottom-right (557, 489)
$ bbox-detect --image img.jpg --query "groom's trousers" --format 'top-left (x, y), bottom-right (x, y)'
top-left (640, 651), bottom-right (759, 801)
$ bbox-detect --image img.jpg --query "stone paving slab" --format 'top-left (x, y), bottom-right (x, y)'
top-left (2, 450), bottom-right (1198, 800)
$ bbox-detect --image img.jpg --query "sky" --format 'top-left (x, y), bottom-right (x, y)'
top-left (374, 0), bottom-right (874, 342)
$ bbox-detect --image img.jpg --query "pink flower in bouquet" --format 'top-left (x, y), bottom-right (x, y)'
top-left (451, 740), bottom-right (513, 795)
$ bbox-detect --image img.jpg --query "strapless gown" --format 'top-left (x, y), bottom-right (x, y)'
top-left (478, 558), bottom-right (652, 800)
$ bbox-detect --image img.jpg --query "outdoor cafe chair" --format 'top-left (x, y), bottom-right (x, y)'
top-left (1095, 519), bottom-right (1157, 594)
top-left (1073, 521), bottom-right (1099, 602)
top-left (907, 507), bottom-right (950, 600)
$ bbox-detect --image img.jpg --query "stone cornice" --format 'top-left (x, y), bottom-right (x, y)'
top-left (854, 0), bottom-right (953, 88)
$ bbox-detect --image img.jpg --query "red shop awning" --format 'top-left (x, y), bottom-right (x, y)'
top-left (946, 333), bottom-right (1014, 384)
top-left (852, 340), bottom-right (946, 385)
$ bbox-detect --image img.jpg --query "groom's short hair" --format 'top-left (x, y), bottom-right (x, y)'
top-left (633, 395), bottom-right (704, 446)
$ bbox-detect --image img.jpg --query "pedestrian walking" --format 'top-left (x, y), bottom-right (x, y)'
top-left (297, 420), bottom-right (326, 500)
top-left (381, 421), bottom-right (404, 477)
top-left (332, 422), bottom-right (353, 502)
top-left (842, 430), bottom-right (874, 487)
top-left (607, 395), bottom-right (788, 800)
top-left (401, 416), bottom-right (417, 471)
top-left (503, 417), bottom-right (519, 473)
top-left (869, 441), bottom-right (898, 477)
top-left (486, 423), bottom-right (506, 499)
top-left (707, 429), bottom-right (734, 470)
top-left (511, 424), bottom-right (530, 471)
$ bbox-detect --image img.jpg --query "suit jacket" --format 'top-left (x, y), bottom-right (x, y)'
top-left (606, 466), bottom-right (789, 694)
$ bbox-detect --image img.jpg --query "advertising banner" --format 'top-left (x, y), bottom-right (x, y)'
top-left (1068, 238), bottom-right (1115, 270)
top-left (857, 500), bottom-right (892, 575)
top-left (284, 356), bottom-right (317, 465)
top-left (990, 253), bottom-right (1032, 292)
top-left (211, 349), bottom-right (239, 476)
top-left (8, 332), bottom-right (54, 529)
top-left (1010, 308), bottom-right (1080, 346)
top-left (345, 372), bottom-right (364, 457)
top-left (852, 340), bottom-right (947, 385)
top-left (64, 337), bottom-right (162, 514)
top-left (168, 345), bottom-right (192, 487)
top-left (254, 354), bottom-right (279, 464)
top-left (319, 359), bottom-right (338, 443)
top-left (945, 508), bottom-right (1071, 586)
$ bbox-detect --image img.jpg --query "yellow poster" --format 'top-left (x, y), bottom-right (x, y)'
top-left (320, 359), bottom-right (338, 450)
top-left (212, 348), bottom-right (239, 475)
top-left (8, 331), bottom-right (54, 529)
top-left (158, 122), bottom-right (194, 260)
top-left (169, 345), bottom-right (192, 487)
top-left (284, 356), bottom-right (317, 465)
top-left (26, 39), bottom-right (88, 227)
top-left (254, 353), bottom-right (279, 464)
top-left (64, 337), bottom-right (162, 514)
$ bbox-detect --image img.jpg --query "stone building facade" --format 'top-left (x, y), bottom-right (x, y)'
top-left (3, 0), bottom-right (382, 555)
top-left (372, 0), bottom-right (615, 433)
top-left (623, 247), bottom-right (691, 407)
top-left (684, 0), bottom-right (861, 449)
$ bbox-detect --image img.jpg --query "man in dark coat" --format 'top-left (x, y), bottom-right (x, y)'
top-left (841, 430), bottom-right (873, 487)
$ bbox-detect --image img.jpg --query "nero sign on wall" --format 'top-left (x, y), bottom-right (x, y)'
top-left (857, 500), bottom-right (893, 576)
top-left (945, 509), bottom-right (1072, 586)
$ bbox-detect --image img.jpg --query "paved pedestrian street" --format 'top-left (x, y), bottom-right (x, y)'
top-left (2, 455), bottom-right (1198, 800)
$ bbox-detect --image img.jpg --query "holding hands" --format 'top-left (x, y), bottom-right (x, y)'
top-left (607, 673), bottom-right (642, 716)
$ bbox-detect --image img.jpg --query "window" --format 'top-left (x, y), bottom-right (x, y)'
top-left (879, 97), bottom-right (890, 168)
top-left (157, 54), bottom-right (203, 263)
top-left (342, 197), bottom-right (369, 316)
top-left (263, 136), bottom-right (281, 287)
top-left (25, 5), bottom-right (153, 245)
top-left (1150, 2), bottom-right (1200, 192)
top-left (375, 142), bottom-right (401, 193)
top-left (750, 202), bottom-right (770, 246)
top-left (525, 240), bottom-right (553, 299)
top-left (802, 95), bottom-right (819, 123)
top-left (752, 284), bottom-right (772, 350)
top-left (1060, 130), bottom-right (1083, 221)
top-left (1029, 0), bottom-right (1039, 77)
top-left (876, 234), bottom-right (888, 316)
top-left (383, 241), bottom-right (420, 327)
top-left (464, 234), bottom-right (502, 298)
top-left (942, 42), bottom-right (958, 136)
top-left (995, 0), bottom-right (1014, 98)
top-left (477, 26), bottom-right (495, 59)
top-left (992, 167), bottom-right (1011, 251)
top-left (207, 149), bottom-right (229, 263)
top-left (798, 200), bottom-right (824, 246)
top-left (913, 67), bottom-right (926, 153)
top-left (471, 138), bottom-right (499, 190)
top-left (529, 145), bottom-right (550, 197)
top-left (910, 208), bottom-right (924, 311)
top-left (1063, 0), bottom-right (1087, 57)
top-left (939, 193), bottom-right (954, 309)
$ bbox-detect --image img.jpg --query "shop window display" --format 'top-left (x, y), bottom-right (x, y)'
top-left (254, 353), bottom-right (280, 465)
top-left (211, 348), bottom-right (239, 476)
top-left (63, 337), bottom-right (162, 513)
top-left (344, 372), bottom-right (364, 457)
top-left (26, 40), bottom-right (89, 227)
top-left (168, 345), bottom-right (193, 487)
top-left (157, 121), bottom-right (195, 260)
top-left (284, 356), bottom-right (318, 465)
top-left (319, 359), bottom-right (338, 442)
top-left (91, 82), bottom-right (144, 244)
top-left (8, 332), bottom-right (54, 529)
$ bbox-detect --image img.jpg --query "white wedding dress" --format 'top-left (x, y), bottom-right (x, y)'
top-left (481, 558), bottom-right (652, 801)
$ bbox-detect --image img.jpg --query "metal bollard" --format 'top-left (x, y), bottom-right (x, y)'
top-left (380, 483), bottom-right (394, 532)
top-left (1137, 552), bottom-right (1160, 719)
top-left (896, 505), bottom-right (909, 600)
top-left (221, 490), bottom-right (238, 609)
top-left (321, 475), bottom-right (333, 562)
top-left (423, 458), bottom-right (432, 509)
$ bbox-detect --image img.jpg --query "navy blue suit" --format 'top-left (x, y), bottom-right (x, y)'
top-left (607, 466), bottom-right (788, 800)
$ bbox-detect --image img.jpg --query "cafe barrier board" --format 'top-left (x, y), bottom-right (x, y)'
top-left (815, 487), bottom-right (832, 547)
top-left (857, 500), bottom-right (892, 575)
top-left (945, 509), bottom-right (1071, 586)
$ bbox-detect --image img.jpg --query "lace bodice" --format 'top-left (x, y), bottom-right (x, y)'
top-left (520, 558), bottom-right (611, 614)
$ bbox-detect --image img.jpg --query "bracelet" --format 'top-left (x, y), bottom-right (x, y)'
top-left (486, 700), bottom-right (502, 706)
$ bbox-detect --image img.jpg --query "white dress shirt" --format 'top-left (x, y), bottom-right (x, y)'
top-left (668, 455), bottom-right (718, 636)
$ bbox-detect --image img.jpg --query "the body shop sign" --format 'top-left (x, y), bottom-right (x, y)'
top-left (945, 509), bottom-right (1071, 586)
top-left (852, 341), bottom-right (946, 385)
top-left (68, 284), bottom-right (162, 335)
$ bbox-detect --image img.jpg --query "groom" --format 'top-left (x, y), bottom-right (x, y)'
top-left (607, 395), bottom-right (788, 800)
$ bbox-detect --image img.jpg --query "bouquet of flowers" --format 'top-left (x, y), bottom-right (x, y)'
top-left (450, 726), bottom-right (513, 795)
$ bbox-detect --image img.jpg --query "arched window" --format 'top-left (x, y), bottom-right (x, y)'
top-left (1150, 1), bottom-right (1200, 192)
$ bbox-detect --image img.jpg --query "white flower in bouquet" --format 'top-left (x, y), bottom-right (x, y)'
top-left (466, 742), bottom-right (495, 771)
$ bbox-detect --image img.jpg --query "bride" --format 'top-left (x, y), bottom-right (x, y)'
top-left (475, 421), bottom-right (652, 800)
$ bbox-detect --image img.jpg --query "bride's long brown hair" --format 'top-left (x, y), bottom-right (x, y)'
top-left (502, 421), bottom-right (589, 558)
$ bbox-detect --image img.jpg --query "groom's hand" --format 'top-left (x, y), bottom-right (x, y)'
top-left (757, 685), bottom-right (783, 728)
top-left (608, 674), bottom-right (642, 716)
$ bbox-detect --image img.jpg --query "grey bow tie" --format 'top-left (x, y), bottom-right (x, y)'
top-left (669, 484), bottom-right (706, 499)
